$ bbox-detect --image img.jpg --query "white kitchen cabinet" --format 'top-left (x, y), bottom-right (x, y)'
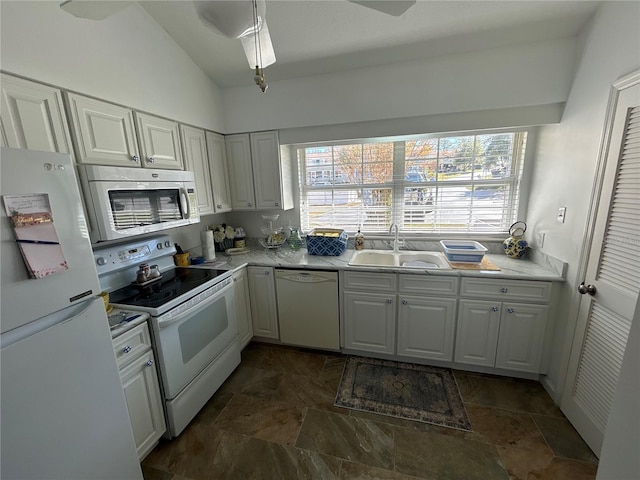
top-left (247, 266), bottom-right (279, 339)
top-left (343, 290), bottom-right (396, 354)
top-left (233, 267), bottom-right (253, 349)
top-left (206, 131), bottom-right (232, 213)
top-left (495, 302), bottom-right (548, 373)
top-left (112, 322), bottom-right (165, 460)
top-left (135, 112), bottom-right (184, 170)
top-left (342, 272), bottom-right (397, 354)
top-left (455, 295), bottom-right (549, 373)
top-left (1, 74), bottom-right (73, 154)
top-left (226, 134), bottom-right (255, 209)
top-left (181, 125), bottom-right (214, 215)
top-left (397, 296), bottom-right (457, 361)
top-left (65, 92), bottom-right (141, 167)
top-left (225, 131), bottom-right (293, 211)
top-left (454, 299), bottom-right (501, 367)
top-left (342, 272), bottom-right (458, 358)
top-left (396, 275), bottom-right (458, 361)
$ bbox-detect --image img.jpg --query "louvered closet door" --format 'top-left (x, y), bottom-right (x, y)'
top-left (562, 72), bottom-right (640, 456)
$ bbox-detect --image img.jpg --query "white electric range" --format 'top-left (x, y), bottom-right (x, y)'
top-left (94, 235), bottom-right (240, 437)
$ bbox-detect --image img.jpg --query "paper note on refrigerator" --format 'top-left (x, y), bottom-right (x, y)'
top-left (3, 193), bottom-right (68, 279)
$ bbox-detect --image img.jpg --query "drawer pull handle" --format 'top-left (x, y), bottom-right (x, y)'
top-left (501, 287), bottom-right (508, 293)
top-left (122, 345), bottom-right (132, 354)
top-left (146, 360), bottom-right (154, 367)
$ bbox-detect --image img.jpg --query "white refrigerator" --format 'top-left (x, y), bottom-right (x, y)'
top-left (0, 148), bottom-right (142, 479)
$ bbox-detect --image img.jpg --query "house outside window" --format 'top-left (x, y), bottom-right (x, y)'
top-left (297, 130), bottom-right (528, 236)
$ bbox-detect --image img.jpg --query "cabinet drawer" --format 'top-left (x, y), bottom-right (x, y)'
top-left (398, 274), bottom-right (459, 296)
top-left (460, 278), bottom-right (551, 303)
top-left (113, 322), bottom-right (152, 369)
top-left (343, 271), bottom-right (397, 292)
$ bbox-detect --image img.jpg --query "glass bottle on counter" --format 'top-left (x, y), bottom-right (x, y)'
top-left (288, 227), bottom-right (303, 250)
top-left (355, 229), bottom-right (365, 250)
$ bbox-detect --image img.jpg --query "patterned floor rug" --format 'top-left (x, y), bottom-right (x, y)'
top-left (335, 356), bottom-right (472, 431)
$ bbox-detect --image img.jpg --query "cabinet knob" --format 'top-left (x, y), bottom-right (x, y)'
top-left (146, 359), bottom-right (154, 367)
top-left (217, 204), bottom-right (222, 209)
top-left (491, 306), bottom-right (499, 312)
top-left (147, 157), bottom-right (155, 164)
top-left (500, 287), bottom-right (508, 293)
top-left (402, 299), bottom-right (408, 305)
top-left (247, 202), bottom-right (252, 207)
top-left (386, 299), bottom-right (392, 304)
top-left (275, 202), bottom-right (279, 207)
top-left (131, 155), bottom-right (139, 163)
top-left (264, 271), bottom-right (270, 276)
top-left (122, 345), bottom-right (132, 354)
top-left (507, 307), bottom-right (515, 314)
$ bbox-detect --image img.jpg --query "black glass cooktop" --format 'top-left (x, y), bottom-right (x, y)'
top-left (109, 267), bottom-right (228, 309)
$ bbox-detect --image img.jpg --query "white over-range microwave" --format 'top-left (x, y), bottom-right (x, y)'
top-left (78, 165), bottom-right (199, 243)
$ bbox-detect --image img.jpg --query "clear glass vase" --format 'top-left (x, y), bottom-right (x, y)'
top-left (288, 227), bottom-right (303, 250)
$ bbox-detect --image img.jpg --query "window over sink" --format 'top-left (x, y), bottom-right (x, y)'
top-left (296, 129), bottom-right (528, 236)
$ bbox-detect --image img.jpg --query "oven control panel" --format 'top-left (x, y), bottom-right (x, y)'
top-left (118, 245), bottom-right (151, 263)
top-left (94, 234), bottom-right (177, 276)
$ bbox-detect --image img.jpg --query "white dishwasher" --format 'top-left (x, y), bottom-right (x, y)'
top-left (275, 269), bottom-right (340, 351)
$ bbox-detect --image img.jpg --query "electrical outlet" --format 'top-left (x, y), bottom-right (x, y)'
top-left (557, 207), bottom-right (567, 223)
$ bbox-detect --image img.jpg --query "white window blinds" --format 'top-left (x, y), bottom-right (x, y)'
top-left (298, 130), bottom-right (527, 235)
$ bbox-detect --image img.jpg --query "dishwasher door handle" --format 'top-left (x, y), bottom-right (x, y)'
top-left (278, 273), bottom-right (335, 283)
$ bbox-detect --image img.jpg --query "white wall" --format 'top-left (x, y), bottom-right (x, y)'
top-left (0, 1), bottom-right (225, 132)
top-left (222, 37), bottom-right (577, 135)
top-left (526, 1), bottom-right (640, 399)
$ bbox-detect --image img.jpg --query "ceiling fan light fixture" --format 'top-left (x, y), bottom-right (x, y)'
top-left (254, 66), bottom-right (268, 93)
top-left (240, 22), bottom-right (276, 68)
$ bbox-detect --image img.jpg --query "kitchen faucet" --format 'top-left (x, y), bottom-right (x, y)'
top-left (389, 223), bottom-right (401, 252)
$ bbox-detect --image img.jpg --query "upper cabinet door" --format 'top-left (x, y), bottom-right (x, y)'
top-left (225, 134), bottom-right (256, 210)
top-left (180, 125), bottom-right (214, 215)
top-left (1, 74), bottom-right (73, 155)
top-left (135, 113), bottom-right (184, 170)
top-left (250, 131), bottom-right (284, 210)
top-left (66, 93), bottom-right (140, 167)
top-left (205, 131), bottom-right (232, 213)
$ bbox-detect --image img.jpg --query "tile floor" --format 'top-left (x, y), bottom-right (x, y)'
top-left (142, 342), bottom-right (598, 480)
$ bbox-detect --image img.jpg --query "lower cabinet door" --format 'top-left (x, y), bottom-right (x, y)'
top-left (343, 291), bottom-right (395, 354)
top-left (247, 266), bottom-right (279, 339)
top-left (495, 303), bottom-right (548, 373)
top-left (233, 268), bottom-right (253, 349)
top-left (119, 350), bottom-right (166, 460)
top-left (397, 296), bottom-right (457, 361)
top-left (454, 299), bottom-right (501, 367)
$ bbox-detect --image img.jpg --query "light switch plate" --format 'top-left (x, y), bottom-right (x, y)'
top-left (557, 207), bottom-right (567, 223)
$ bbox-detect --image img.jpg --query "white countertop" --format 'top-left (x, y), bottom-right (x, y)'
top-left (204, 247), bottom-right (566, 282)
top-left (108, 309), bottom-right (150, 338)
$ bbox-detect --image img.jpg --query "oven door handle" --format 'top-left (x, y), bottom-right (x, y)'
top-left (157, 281), bottom-right (232, 329)
top-left (180, 187), bottom-right (191, 220)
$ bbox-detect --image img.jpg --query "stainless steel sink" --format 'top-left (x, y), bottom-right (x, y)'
top-left (348, 250), bottom-right (451, 269)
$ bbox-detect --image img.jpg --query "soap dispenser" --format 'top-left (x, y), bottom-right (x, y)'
top-left (355, 228), bottom-right (365, 250)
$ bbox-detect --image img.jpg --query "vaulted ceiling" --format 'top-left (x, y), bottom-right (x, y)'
top-left (140, 1), bottom-right (601, 88)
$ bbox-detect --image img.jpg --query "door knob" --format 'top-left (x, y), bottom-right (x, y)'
top-left (578, 282), bottom-right (597, 296)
